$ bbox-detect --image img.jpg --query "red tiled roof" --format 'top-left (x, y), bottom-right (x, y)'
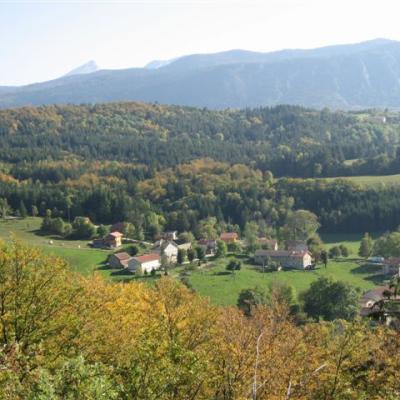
top-left (112, 252), bottom-right (131, 261)
top-left (134, 253), bottom-right (160, 263)
top-left (220, 232), bottom-right (238, 239)
top-left (384, 258), bottom-right (400, 266)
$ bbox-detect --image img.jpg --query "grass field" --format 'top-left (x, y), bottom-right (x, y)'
top-left (321, 232), bottom-right (367, 254)
top-left (0, 217), bottom-right (386, 305)
top-left (0, 217), bottom-right (128, 280)
top-left (188, 255), bottom-right (385, 306)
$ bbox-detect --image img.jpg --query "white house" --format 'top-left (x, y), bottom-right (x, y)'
top-left (254, 249), bottom-right (312, 270)
top-left (152, 240), bottom-right (179, 262)
top-left (127, 253), bottom-right (161, 274)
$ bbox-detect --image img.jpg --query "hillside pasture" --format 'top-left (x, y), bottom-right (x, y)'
top-left (0, 217), bottom-right (128, 280)
top-left (187, 254), bottom-right (385, 306)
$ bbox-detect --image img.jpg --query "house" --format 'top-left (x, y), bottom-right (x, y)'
top-left (198, 239), bottom-right (217, 256)
top-left (91, 231), bottom-right (123, 249)
top-left (109, 252), bottom-right (132, 269)
top-left (151, 239), bottom-right (179, 262)
top-left (284, 240), bottom-right (308, 252)
top-left (220, 232), bottom-right (238, 243)
top-left (258, 238), bottom-right (278, 250)
top-left (127, 253), bottom-right (161, 274)
top-left (360, 287), bottom-right (391, 312)
top-left (103, 231), bottom-right (123, 248)
top-left (254, 249), bottom-right (312, 270)
top-left (359, 286), bottom-right (400, 321)
top-left (383, 258), bottom-right (400, 276)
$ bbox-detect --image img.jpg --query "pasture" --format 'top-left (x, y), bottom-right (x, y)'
top-left (187, 255), bottom-right (384, 306)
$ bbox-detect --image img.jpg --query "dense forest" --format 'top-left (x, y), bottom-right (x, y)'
top-left (1, 102), bottom-right (400, 233)
top-left (1, 102), bottom-right (400, 177)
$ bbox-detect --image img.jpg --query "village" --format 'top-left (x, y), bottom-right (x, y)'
top-left (93, 224), bottom-right (314, 274)
top-left (88, 221), bottom-right (400, 326)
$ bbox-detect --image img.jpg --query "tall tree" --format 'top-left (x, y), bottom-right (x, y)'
top-left (359, 233), bottom-right (373, 258)
top-left (302, 277), bottom-right (360, 321)
top-left (244, 221), bottom-right (259, 253)
top-left (0, 198), bottom-right (11, 219)
top-left (283, 210), bottom-right (320, 241)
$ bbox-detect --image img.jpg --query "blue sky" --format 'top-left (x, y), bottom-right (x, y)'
top-left (2, 0), bottom-right (400, 86)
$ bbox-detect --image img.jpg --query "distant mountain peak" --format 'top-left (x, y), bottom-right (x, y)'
top-left (64, 60), bottom-right (99, 77)
top-left (145, 58), bottom-right (178, 69)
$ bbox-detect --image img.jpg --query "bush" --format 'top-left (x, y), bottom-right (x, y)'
top-left (177, 249), bottom-right (186, 265)
top-left (226, 260), bottom-right (242, 273)
top-left (127, 245), bottom-right (139, 256)
top-left (215, 240), bottom-right (227, 258)
top-left (339, 244), bottom-right (350, 257)
top-left (227, 241), bottom-right (241, 253)
top-left (187, 248), bottom-right (196, 263)
top-left (328, 246), bottom-right (341, 259)
top-left (71, 217), bottom-right (97, 239)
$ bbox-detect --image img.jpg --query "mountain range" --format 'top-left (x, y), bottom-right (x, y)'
top-left (2, 38), bottom-right (400, 109)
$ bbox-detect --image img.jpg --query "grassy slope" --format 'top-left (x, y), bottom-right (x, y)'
top-left (0, 217), bottom-right (119, 280)
top-left (188, 255), bottom-right (384, 306)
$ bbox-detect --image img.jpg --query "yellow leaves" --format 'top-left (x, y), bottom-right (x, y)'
top-left (0, 173), bottom-right (18, 185)
top-left (1, 241), bottom-right (400, 399)
top-left (0, 240), bottom-right (81, 369)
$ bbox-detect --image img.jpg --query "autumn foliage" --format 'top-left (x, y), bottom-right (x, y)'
top-left (0, 241), bottom-right (399, 399)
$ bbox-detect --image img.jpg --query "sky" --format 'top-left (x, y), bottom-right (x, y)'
top-left (2, 0), bottom-right (400, 86)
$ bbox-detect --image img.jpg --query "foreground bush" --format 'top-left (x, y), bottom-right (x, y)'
top-left (0, 241), bottom-right (399, 399)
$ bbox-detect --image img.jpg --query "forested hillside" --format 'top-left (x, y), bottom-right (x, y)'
top-left (1, 102), bottom-right (399, 177)
top-left (1, 102), bottom-right (400, 233)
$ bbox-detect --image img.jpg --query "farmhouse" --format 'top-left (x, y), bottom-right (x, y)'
top-left (91, 231), bottom-right (123, 249)
top-left (151, 239), bottom-right (179, 262)
top-left (109, 252), bottom-right (131, 268)
top-left (383, 258), bottom-right (400, 276)
top-left (220, 232), bottom-right (238, 243)
top-left (103, 231), bottom-right (123, 248)
top-left (360, 287), bottom-right (400, 324)
top-left (254, 249), bottom-right (312, 270)
top-left (198, 239), bottom-right (217, 256)
top-left (127, 253), bottom-right (161, 274)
